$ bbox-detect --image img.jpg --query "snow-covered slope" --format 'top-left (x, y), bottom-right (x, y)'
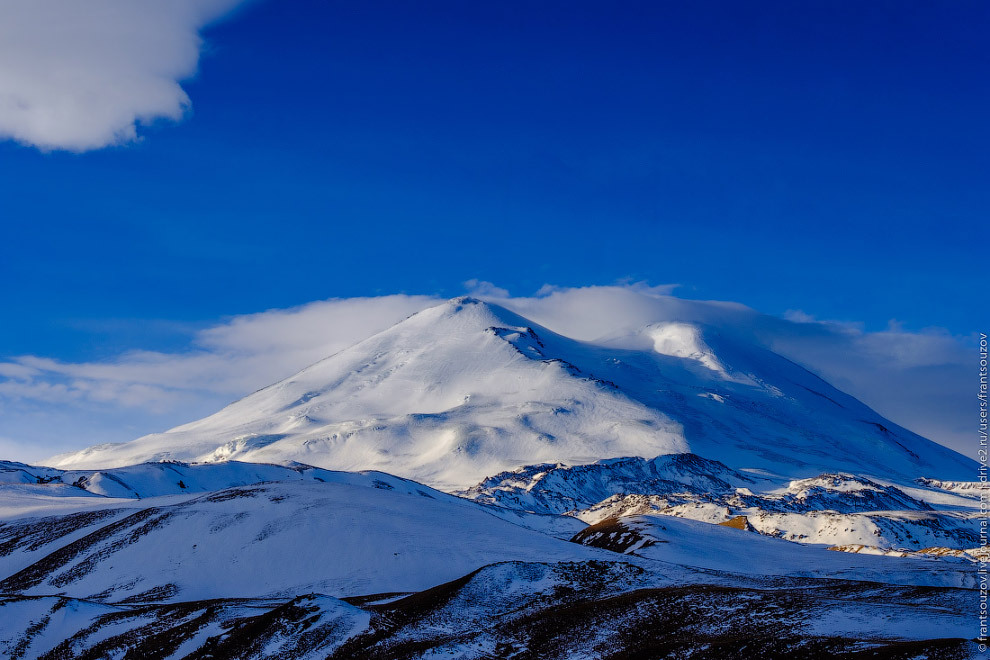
top-left (1, 459), bottom-right (353, 499)
top-left (471, 458), bottom-right (982, 553)
top-left (0, 476), bottom-right (601, 602)
top-left (570, 513), bottom-right (976, 589)
top-left (0, 458), bottom-right (979, 657)
top-left (4, 559), bottom-right (977, 660)
top-left (48, 298), bottom-right (975, 489)
top-left (328, 559), bottom-right (976, 659)
top-left (0, 593), bottom-right (372, 660)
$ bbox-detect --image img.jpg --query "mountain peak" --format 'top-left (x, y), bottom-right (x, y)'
top-left (396, 296), bottom-right (530, 334)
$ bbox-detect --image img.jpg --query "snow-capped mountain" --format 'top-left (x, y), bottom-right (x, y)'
top-left (5, 297), bottom-right (983, 657)
top-left (49, 297), bottom-right (974, 489)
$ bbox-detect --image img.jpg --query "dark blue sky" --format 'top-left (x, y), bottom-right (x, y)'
top-left (2, 0), bottom-right (985, 361)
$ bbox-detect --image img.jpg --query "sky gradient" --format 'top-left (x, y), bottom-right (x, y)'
top-left (0, 1), bottom-right (985, 459)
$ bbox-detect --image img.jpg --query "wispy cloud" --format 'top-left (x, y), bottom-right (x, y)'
top-left (463, 279), bottom-right (510, 298)
top-left (0, 295), bottom-right (437, 458)
top-left (0, 0), bottom-right (248, 151)
top-left (0, 286), bottom-right (973, 462)
top-left (0, 294), bottom-right (437, 406)
top-left (762, 314), bottom-right (973, 457)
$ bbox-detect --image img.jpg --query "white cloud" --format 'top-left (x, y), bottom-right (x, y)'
top-left (481, 283), bottom-right (747, 343)
top-left (0, 286), bottom-right (974, 462)
top-left (0, 295), bottom-right (438, 456)
top-left (0, 0), bottom-right (247, 151)
top-left (0, 294), bottom-right (436, 406)
top-left (463, 279), bottom-right (510, 298)
top-left (761, 323), bottom-right (973, 457)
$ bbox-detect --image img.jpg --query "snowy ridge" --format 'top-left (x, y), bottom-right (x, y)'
top-left (469, 459), bottom-right (981, 552)
top-left (1, 459), bottom-right (354, 499)
top-left (462, 453), bottom-right (757, 514)
top-left (0, 477), bottom-right (600, 603)
top-left (917, 477), bottom-right (988, 498)
top-left (763, 473), bottom-right (934, 512)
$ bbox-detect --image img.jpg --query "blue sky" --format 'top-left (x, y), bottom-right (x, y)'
top-left (0, 1), bottom-right (984, 459)
top-left (2, 0), bottom-right (986, 358)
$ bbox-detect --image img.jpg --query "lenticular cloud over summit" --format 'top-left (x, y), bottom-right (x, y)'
top-left (0, 0), bottom-right (246, 151)
top-left (0, 285), bottom-right (974, 462)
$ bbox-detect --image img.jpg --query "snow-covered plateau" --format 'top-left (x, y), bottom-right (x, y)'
top-left (1, 298), bottom-right (984, 658)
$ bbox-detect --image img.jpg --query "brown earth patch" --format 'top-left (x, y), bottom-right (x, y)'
top-left (719, 515), bottom-right (754, 531)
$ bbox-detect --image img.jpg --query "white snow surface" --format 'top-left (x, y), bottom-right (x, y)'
top-left (0, 594), bottom-right (371, 660)
top-left (593, 514), bottom-right (975, 590)
top-left (47, 298), bottom-right (975, 489)
top-left (0, 476), bottom-right (610, 602)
